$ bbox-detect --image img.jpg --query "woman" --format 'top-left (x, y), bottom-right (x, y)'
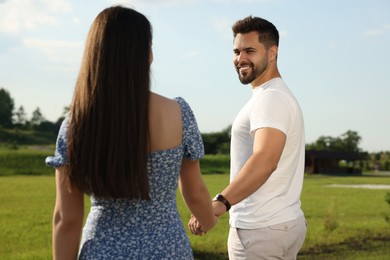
top-left (46, 6), bottom-right (217, 259)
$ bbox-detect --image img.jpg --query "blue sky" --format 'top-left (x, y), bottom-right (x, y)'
top-left (0, 0), bottom-right (389, 152)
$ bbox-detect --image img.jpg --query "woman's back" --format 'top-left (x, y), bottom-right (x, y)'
top-left (149, 93), bottom-right (182, 153)
top-left (74, 96), bottom-right (203, 259)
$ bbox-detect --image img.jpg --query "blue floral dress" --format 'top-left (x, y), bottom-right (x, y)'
top-left (46, 97), bottom-right (204, 259)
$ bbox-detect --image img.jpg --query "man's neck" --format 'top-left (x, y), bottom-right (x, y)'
top-left (251, 69), bottom-right (281, 89)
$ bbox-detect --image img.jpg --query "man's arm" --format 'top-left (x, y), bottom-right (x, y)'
top-left (213, 127), bottom-right (286, 216)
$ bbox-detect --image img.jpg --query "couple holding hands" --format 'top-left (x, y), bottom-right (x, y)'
top-left (47, 5), bottom-right (306, 260)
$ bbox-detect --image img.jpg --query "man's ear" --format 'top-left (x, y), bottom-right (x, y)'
top-left (149, 49), bottom-right (154, 64)
top-left (269, 45), bottom-right (278, 61)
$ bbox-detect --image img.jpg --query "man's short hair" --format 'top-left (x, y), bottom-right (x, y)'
top-left (232, 16), bottom-right (279, 49)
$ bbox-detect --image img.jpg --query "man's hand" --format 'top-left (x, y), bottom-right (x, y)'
top-left (212, 200), bottom-right (227, 217)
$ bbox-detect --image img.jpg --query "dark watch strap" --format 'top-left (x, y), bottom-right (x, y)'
top-left (213, 193), bottom-right (231, 211)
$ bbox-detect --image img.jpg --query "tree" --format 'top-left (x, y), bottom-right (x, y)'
top-left (30, 107), bottom-right (46, 126)
top-left (14, 105), bottom-right (27, 126)
top-left (340, 130), bottom-right (361, 153)
top-left (306, 130), bottom-right (362, 152)
top-left (62, 106), bottom-right (70, 117)
top-left (202, 125), bottom-right (231, 154)
top-left (0, 88), bottom-right (14, 128)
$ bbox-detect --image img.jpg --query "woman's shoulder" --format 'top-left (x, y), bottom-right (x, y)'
top-left (150, 93), bottom-right (192, 115)
top-left (150, 93), bottom-right (195, 123)
top-left (151, 92), bottom-right (181, 108)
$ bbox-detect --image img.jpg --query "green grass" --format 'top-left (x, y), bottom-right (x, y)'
top-left (0, 176), bottom-right (54, 259)
top-left (1, 174), bottom-right (390, 259)
top-left (299, 175), bottom-right (390, 259)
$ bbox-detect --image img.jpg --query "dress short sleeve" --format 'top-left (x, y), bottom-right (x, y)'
top-left (45, 117), bottom-right (69, 168)
top-left (174, 97), bottom-right (204, 160)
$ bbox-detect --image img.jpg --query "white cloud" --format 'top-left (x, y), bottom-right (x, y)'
top-left (213, 0), bottom-right (273, 3)
top-left (279, 30), bottom-right (288, 38)
top-left (23, 38), bottom-right (82, 70)
top-left (362, 29), bottom-right (384, 37)
top-left (106, 0), bottom-right (198, 7)
top-left (182, 50), bottom-right (199, 59)
top-left (329, 43), bottom-right (337, 50)
top-left (0, 0), bottom-right (73, 34)
top-left (239, 0), bottom-right (273, 2)
top-left (361, 23), bottom-right (390, 37)
top-left (41, 0), bottom-right (72, 12)
top-left (211, 16), bottom-right (233, 40)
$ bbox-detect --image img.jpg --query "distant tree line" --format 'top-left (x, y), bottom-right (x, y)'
top-left (0, 87), bottom-right (68, 145)
top-left (201, 125), bottom-right (231, 154)
top-left (0, 88), bottom-right (68, 132)
top-left (1, 87), bottom-right (389, 171)
top-left (202, 128), bottom-right (366, 155)
top-left (202, 125), bottom-right (390, 172)
top-left (306, 130), bottom-right (362, 153)
top-left (305, 130), bottom-right (390, 171)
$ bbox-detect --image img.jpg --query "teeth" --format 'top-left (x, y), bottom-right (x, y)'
top-left (239, 64), bottom-right (250, 69)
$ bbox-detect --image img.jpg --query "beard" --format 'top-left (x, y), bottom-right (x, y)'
top-left (236, 56), bottom-right (269, 85)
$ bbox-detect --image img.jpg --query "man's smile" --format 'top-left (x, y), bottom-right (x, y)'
top-left (238, 63), bottom-right (252, 74)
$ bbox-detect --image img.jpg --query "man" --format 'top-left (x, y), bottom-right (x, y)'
top-left (189, 16), bottom-right (306, 259)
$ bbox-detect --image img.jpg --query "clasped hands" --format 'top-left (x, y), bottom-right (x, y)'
top-left (188, 200), bottom-right (227, 236)
top-left (188, 215), bottom-right (208, 236)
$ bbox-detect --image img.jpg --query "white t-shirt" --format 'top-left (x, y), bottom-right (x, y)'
top-left (229, 77), bottom-right (305, 229)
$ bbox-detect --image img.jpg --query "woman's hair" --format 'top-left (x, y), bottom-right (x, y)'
top-left (67, 6), bottom-right (152, 199)
top-left (232, 16), bottom-right (279, 49)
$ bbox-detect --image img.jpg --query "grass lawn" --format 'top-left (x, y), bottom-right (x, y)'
top-left (1, 174), bottom-right (390, 259)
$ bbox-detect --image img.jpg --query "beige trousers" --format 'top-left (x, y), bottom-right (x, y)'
top-left (228, 215), bottom-right (307, 260)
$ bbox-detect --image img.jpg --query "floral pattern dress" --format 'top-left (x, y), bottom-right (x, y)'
top-left (46, 97), bottom-right (204, 259)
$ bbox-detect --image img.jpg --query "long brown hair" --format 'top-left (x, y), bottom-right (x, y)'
top-left (67, 6), bottom-right (152, 199)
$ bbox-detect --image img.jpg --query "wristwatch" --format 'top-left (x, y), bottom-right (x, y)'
top-left (213, 193), bottom-right (231, 211)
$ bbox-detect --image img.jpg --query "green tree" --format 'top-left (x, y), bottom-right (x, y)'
top-left (62, 106), bottom-right (70, 117)
top-left (306, 130), bottom-right (362, 152)
top-left (202, 125), bottom-right (231, 154)
top-left (14, 105), bottom-right (27, 126)
top-left (340, 130), bottom-right (361, 152)
top-left (31, 107), bottom-right (46, 126)
top-left (0, 88), bottom-right (15, 128)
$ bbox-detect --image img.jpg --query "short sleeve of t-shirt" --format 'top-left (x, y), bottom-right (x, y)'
top-left (249, 91), bottom-right (290, 136)
top-left (45, 117), bottom-right (69, 168)
top-left (174, 97), bottom-right (204, 160)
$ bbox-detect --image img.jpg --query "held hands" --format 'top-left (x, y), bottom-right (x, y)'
top-left (188, 214), bottom-right (218, 236)
top-left (188, 215), bottom-right (206, 236)
top-left (188, 200), bottom-right (227, 236)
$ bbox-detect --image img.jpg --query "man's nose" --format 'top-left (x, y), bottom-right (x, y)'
top-left (236, 52), bottom-right (247, 63)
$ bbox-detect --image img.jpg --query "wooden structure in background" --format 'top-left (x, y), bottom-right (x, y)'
top-left (305, 150), bottom-right (363, 175)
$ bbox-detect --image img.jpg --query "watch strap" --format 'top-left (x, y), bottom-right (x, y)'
top-left (213, 193), bottom-right (231, 211)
